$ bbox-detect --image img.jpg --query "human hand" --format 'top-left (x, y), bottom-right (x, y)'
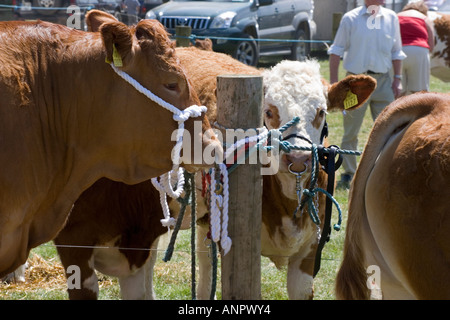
top-left (392, 78), bottom-right (402, 99)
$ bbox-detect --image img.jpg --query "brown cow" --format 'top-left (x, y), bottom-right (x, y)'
top-left (0, 17), bottom-right (220, 277)
top-left (336, 92), bottom-right (450, 299)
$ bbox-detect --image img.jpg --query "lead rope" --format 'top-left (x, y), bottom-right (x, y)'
top-left (209, 163), bottom-right (232, 255)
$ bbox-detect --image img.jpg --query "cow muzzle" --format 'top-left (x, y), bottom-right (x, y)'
top-left (282, 151), bottom-right (312, 174)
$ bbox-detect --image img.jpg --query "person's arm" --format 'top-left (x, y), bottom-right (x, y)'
top-left (392, 59), bottom-right (402, 98)
top-left (329, 54), bottom-right (341, 84)
top-left (327, 15), bottom-right (348, 84)
top-left (425, 17), bottom-right (435, 52)
top-left (391, 15), bottom-right (406, 99)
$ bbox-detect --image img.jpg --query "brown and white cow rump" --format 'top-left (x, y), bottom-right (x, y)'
top-left (54, 178), bottom-right (166, 299)
top-left (430, 13), bottom-right (450, 82)
top-left (336, 92), bottom-right (450, 299)
top-left (0, 16), bottom-right (220, 277)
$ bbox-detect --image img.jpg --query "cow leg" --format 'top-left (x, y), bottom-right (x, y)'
top-left (2, 263), bottom-right (27, 283)
top-left (56, 246), bottom-right (99, 300)
top-left (118, 236), bottom-right (162, 300)
top-left (286, 248), bottom-right (316, 300)
top-left (143, 236), bottom-right (160, 300)
top-left (118, 266), bottom-right (146, 300)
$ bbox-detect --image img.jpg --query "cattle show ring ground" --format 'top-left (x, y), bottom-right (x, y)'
top-left (1, 53), bottom-right (450, 300)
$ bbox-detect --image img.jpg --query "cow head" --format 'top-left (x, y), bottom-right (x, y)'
top-left (87, 10), bottom-right (221, 174)
top-left (263, 60), bottom-right (376, 199)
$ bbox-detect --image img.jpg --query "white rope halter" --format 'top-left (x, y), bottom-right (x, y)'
top-left (109, 64), bottom-right (206, 228)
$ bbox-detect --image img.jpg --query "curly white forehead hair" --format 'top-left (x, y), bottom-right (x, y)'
top-left (262, 59), bottom-right (328, 126)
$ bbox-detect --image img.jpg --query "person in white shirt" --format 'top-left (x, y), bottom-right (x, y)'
top-left (125, 0), bottom-right (141, 25)
top-left (328, 0), bottom-right (406, 188)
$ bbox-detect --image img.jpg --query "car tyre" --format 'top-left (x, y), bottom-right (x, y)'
top-left (290, 28), bottom-right (310, 61)
top-left (32, 0), bottom-right (63, 16)
top-left (233, 36), bottom-right (259, 66)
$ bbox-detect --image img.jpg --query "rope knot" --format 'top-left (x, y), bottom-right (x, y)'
top-left (302, 188), bottom-right (315, 198)
top-left (173, 105), bottom-right (207, 122)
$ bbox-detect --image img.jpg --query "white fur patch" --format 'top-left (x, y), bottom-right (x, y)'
top-left (93, 236), bottom-right (139, 278)
top-left (263, 60), bottom-right (327, 145)
top-left (82, 255), bottom-right (99, 297)
top-left (261, 216), bottom-right (318, 268)
top-left (287, 266), bottom-right (314, 300)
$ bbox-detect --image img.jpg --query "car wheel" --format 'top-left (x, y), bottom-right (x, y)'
top-left (233, 36), bottom-right (259, 67)
top-left (32, 0), bottom-right (63, 16)
top-left (291, 28), bottom-right (310, 61)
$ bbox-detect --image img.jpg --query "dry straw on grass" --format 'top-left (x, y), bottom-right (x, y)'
top-left (1, 252), bottom-right (119, 299)
top-left (0, 253), bottom-right (66, 293)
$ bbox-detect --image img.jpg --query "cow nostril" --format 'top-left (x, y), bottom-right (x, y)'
top-left (285, 152), bottom-right (311, 173)
top-left (287, 161), bottom-right (307, 174)
top-left (288, 162), bottom-right (307, 175)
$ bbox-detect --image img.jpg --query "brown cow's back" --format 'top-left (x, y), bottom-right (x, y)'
top-left (176, 47), bottom-right (261, 121)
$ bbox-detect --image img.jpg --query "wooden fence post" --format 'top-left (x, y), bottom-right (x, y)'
top-left (175, 26), bottom-right (192, 47)
top-left (216, 74), bottom-right (263, 300)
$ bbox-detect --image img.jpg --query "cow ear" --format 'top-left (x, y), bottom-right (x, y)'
top-left (135, 19), bottom-right (175, 53)
top-left (327, 75), bottom-right (377, 111)
top-left (100, 22), bottom-right (133, 67)
top-left (86, 9), bottom-right (118, 32)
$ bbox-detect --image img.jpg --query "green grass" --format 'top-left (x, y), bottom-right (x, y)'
top-left (1, 54), bottom-right (449, 300)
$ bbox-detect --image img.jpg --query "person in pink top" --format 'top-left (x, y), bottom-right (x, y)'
top-left (398, 1), bottom-right (435, 95)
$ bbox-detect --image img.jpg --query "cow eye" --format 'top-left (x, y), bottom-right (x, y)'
top-left (165, 83), bottom-right (179, 91)
top-left (319, 109), bottom-right (326, 117)
top-left (265, 109), bottom-right (273, 119)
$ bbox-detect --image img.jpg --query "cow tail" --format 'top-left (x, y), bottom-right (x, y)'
top-left (335, 194), bottom-right (371, 299)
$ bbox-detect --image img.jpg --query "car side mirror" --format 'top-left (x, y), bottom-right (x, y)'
top-left (258, 0), bottom-right (273, 7)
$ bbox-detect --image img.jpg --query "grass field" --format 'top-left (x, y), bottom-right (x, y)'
top-left (1, 54), bottom-right (449, 300)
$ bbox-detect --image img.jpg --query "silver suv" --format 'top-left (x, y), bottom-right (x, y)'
top-left (146, 0), bottom-right (316, 66)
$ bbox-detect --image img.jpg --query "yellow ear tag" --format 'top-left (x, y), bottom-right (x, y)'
top-left (343, 90), bottom-right (358, 110)
top-left (112, 44), bottom-right (123, 67)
